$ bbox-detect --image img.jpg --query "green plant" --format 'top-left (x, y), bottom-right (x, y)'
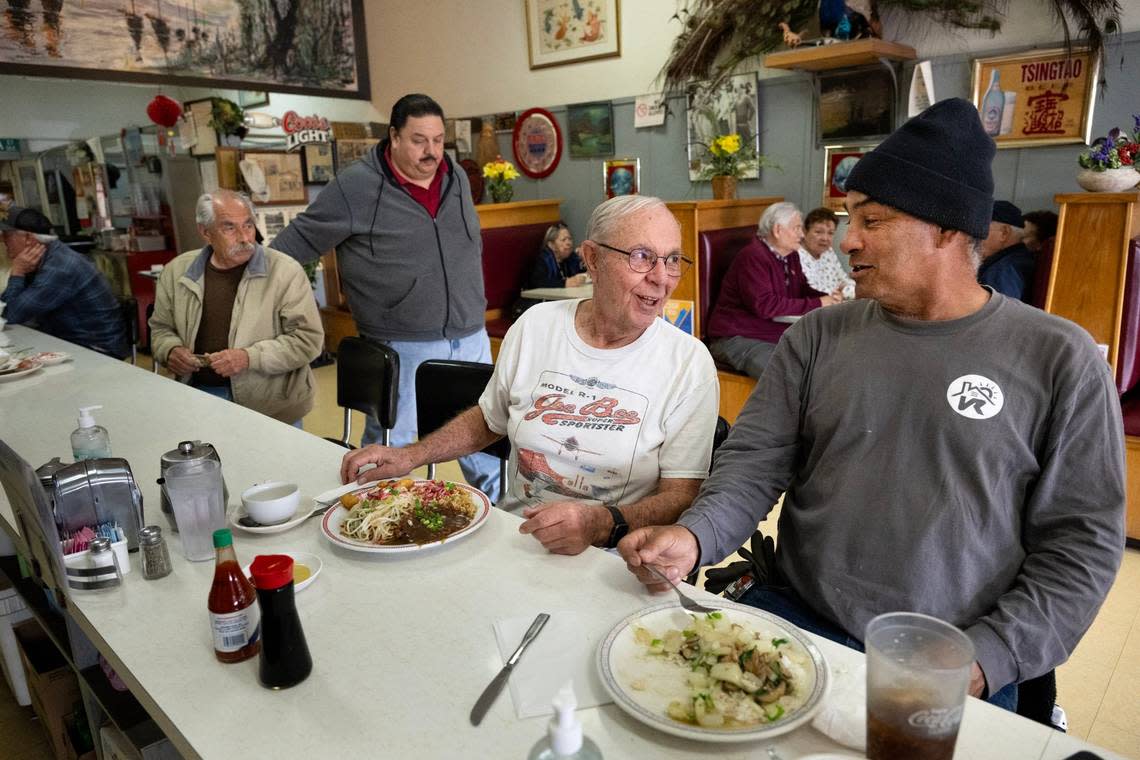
top-left (209, 97), bottom-right (246, 136)
top-left (1078, 115), bottom-right (1140, 171)
top-left (694, 133), bottom-right (778, 180)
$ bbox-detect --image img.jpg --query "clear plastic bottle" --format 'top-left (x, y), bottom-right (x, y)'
top-left (70, 405), bottom-right (112, 460)
top-left (527, 683), bottom-right (602, 760)
top-left (208, 529), bottom-right (260, 663)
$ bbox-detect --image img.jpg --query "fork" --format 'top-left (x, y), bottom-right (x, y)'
top-left (644, 563), bottom-right (718, 614)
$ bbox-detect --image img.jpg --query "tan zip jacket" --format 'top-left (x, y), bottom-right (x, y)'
top-left (149, 245), bottom-right (323, 423)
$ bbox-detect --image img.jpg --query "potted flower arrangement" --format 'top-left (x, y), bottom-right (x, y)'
top-left (1076, 116), bottom-right (1140, 192)
top-left (697, 134), bottom-right (774, 200)
top-left (482, 155), bottom-right (520, 204)
top-left (209, 97), bottom-right (248, 146)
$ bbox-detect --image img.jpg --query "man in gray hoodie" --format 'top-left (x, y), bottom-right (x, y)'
top-left (272, 93), bottom-right (498, 500)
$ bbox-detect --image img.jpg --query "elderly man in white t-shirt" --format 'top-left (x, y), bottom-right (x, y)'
top-left (341, 194), bottom-right (720, 556)
top-left (798, 207), bottom-right (855, 300)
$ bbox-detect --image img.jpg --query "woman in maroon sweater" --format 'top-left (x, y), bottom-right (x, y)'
top-left (706, 202), bottom-right (842, 377)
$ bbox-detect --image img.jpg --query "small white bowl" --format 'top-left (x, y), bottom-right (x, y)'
top-left (241, 481), bottom-right (300, 525)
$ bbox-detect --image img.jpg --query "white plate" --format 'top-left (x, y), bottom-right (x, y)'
top-left (596, 600), bottom-right (830, 744)
top-left (228, 503), bottom-right (315, 535)
top-left (29, 351), bottom-right (71, 366)
top-left (241, 551), bottom-right (321, 592)
top-left (0, 358), bottom-right (43, 382)
top-left (320, 480), bottom-right (491, 554)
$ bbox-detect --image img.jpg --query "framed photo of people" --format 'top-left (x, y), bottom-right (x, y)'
top-left (686, 72), bottom-right (759, 182)
top-left (822, 145), bottom-right (876, 216)
top-left (817, 67), bottom-right (895, 144)
top-left (303, 143), bottom-right (335, 184)
top-left (602, 158), bottom-right (639, 199)
top-left (524, 0), bottom-right (621, 70)
top-left (971, 48), bottom-right (1098, 148)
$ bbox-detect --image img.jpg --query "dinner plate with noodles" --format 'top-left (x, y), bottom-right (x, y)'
top-left (320, 478), bottom-right (491, 554)
top-left (597, 600), bottom-right (830, 743)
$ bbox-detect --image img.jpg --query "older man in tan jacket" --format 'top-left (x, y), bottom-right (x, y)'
top-left (150, 190), bottom-right (323, 425)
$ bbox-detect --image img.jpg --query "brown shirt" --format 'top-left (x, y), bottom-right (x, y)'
top-left (193, 259), bottom-right (247, 386)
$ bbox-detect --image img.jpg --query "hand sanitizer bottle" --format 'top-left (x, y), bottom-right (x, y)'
top-left (527, 683), bottom-right (602, 760)
top-left (71, 405), bottom-right (112, 460)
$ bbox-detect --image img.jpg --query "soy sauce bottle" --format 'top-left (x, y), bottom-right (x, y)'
top-left (249, 555), bottom-right (312, 689)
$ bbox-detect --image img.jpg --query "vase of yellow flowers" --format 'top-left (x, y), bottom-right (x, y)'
top-left (483, 155), bottom-right (520, 204)
top-left (698, 133), bottom-right (772, 200)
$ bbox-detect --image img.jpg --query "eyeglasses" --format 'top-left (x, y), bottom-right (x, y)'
top-left (593, 242), bottom-right (692, 276)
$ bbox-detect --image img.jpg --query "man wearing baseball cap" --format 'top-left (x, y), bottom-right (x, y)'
top-left (978, 200), bottom-right (1037, 302)
top-left (1, 206), bottom-right (128, 358)
top-left (620, 99), bottom-right (1125, 713)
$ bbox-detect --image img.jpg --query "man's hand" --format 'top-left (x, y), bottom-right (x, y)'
top-left (208, 348), bottom-right (249, 378)
top-left (166, 346), bottom-right (201, 376)
top-left (969, 662), bottom-right (986, 698)
top-left (566, 273), bottom-right (589, 288)
top-left (518, 501), bottom-right (610, 555)
top-left (617, 525), bottom-right (699, 592)
top-left (9, 240), bottom-right (46, 277)
top-left (340, 445), bottom-right (416, 484)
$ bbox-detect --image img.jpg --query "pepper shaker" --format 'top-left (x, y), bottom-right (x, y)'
top-left (139, 525), bottom-right (172, 580)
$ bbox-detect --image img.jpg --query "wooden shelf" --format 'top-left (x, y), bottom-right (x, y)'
top-left (764, 38), bottom-right (915, 71)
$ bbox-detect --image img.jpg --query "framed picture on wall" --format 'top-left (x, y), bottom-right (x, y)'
top-left (971, 48), bottom-right (1098, 148)
top-left (686, 72), bottom-right (759, 181)
top-left (602, 158), bottom-right (639, 198)
top-left (524, 0), bottom-right (621, 70)
top-left (335, 138), bottom-right (379, 173)
top-left (303, 143), bottom-right (335, 184)
top-left (817, 67), bottom-right (895, 144)
top-left (567, 101), bottom-right (614, 158)
top-left (822, 144), bottom-right (877, 216)
top-left (238, 150), bottom-right (306, 205)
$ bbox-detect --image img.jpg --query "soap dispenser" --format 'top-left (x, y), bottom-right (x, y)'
top-left (71, 405), bottom-right (112, 461)
top-left (527, 682), bottom-right (602, 760)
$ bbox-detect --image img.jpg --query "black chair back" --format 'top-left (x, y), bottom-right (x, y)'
top-left (327, 337), bottom-right (399, 448)
top-left (119, 297), bottom-right (139, 365)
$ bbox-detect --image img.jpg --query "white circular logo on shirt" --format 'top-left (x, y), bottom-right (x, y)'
top-left (946, 374), bottom-right (1004, 419)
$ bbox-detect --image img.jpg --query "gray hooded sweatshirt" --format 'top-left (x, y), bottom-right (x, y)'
top-left (271, 141), bottom-right (486, 341)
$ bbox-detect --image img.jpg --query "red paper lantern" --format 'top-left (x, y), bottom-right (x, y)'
top-left (146, 95), bottom-right (182, 128)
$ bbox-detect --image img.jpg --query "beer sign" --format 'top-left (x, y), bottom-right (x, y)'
top-left (282, 111), bottom-right (331, 152)
top-left (971, 48), bottom-right (1099, 149)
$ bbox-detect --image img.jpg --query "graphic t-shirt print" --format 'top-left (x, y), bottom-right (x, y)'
top-left (946, 374), bottom-right (1004, 420)
top-left (514, 371), bottom-right (647, 505)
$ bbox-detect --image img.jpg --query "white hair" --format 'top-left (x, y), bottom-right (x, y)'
top-left (195, 189), bottom-right (256, 227)
top-left (586, 195), bottom-right (670, 242)
top-left (757, 201), bottom-right (801, 239)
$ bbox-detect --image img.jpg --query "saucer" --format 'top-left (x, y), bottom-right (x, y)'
top-left (228, 503), bottom-right (311, 534)
top-left (242, 551), bottom-right (321, 592)
top-left (30, 351), bottom-right (71, 366)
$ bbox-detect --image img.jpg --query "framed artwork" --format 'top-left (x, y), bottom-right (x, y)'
top-left (335, 138), bottom-right (379, 172)
top-left (493, 112), bottom-right (518, 133)
top-left (237, 91), bottom-right (270, 108)
top-left (512, 108), bottom-right (563, 179)
top-left (303, 143), bottom-right (335, 184)
top-left (253, 205), bottom-right (306, 242)
top-left (817, 67), bottom-right (896, 144)
top-left (971, 48), bottom-right (1098, 148)
top-left (183, 99), bottom-right (219, 157)
top-left (238, 150), bottom-right (306, 205)
top-left (567, 101), bottom-right (614, 158)
top-left (822, 144), bottom-right (876, 216)
top-left (602, 158), bottom-right (639, 199)
top-left (524, 0), bottom-right (621, 69)
top-left (686, 72), bottom-right (759, 181)
top-left (0, 0), bottom-right (369, 98)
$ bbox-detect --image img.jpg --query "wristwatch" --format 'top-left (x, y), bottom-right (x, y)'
top-left (603, 506), bottom-right (629, 549)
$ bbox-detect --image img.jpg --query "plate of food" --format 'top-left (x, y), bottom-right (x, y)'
top-left (597, 600), bottom-right (830, 743)
top-left (320, 478), bottom-right (491, 554)
top-left (242, 551), bottom-right (322, 593)
top-left (29, 351), bottom-right (71, 366)
top-left (0, 358), bottom-right (43, 382)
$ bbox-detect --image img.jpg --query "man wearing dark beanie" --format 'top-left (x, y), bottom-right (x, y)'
top-left (977, 200), bottom-right (1037, 302)
top-left (620, 98), bottom-right (1125, 720)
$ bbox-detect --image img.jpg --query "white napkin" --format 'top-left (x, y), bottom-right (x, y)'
top-left (493, 611), bottom-right (610, 719)
top-left (812, 660), bottom-right (867, 751)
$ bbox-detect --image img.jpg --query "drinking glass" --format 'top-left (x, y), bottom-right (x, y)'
top-left (161, 459), bottom-right (226, 561)
top-left (865, 611), bottom-right (975, 760)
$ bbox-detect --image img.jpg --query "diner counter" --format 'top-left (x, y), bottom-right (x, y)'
top-left (0, 325), bottom-right (1122, 760)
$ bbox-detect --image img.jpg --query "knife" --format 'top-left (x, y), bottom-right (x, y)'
top-left (470, 612), bottom-right (550, 726)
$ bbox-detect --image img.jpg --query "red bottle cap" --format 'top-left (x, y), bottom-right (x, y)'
top-left (250, 554), bottom-right (294, 590)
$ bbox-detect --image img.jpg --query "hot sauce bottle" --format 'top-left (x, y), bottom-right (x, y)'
top-left (208, 529), bottom-right (260, 663)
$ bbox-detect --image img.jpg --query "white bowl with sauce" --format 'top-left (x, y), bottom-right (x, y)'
top-left (241, 481), bottom-right (300, 525)
top-left (243, 551), bottom-right (321, 592)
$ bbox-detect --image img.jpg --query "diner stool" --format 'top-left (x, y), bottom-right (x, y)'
top-left (324, 337), bottom-right (400, 449)
top-left (415, 360), bottom-right (509, 498)
top-left (119, 297), bottom-right (139, 365)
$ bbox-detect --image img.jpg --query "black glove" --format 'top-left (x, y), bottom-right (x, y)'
top-left (703, 532), bottom-right (778, 596)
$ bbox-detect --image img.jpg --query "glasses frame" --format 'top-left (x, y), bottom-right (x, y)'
top-left (592, 241), bottom-right (692, 276)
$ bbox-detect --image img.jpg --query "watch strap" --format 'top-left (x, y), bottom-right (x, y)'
top-left (604, 505), bottom-right (629, 549)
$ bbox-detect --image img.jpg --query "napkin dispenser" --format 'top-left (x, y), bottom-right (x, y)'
top-left (52, 459), bottom-right (144, 550)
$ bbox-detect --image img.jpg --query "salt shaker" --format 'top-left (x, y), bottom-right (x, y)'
top-left (87, 537), bottom-right (123, 588)
top-left (139, 525), bottom-right (172, 580)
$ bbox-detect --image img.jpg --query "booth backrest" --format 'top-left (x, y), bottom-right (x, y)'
top-left (1028, 237), bottom-right (1055, 310)
top-left (481, 222), bottom-right (551, 314)
top-left (697, 226), bottom-right (757, 340)
top-left (1115, 238), bottom-right (1140, 396)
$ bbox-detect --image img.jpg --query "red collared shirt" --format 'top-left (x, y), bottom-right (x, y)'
top-left (384, 147), bottom-right (449, 218)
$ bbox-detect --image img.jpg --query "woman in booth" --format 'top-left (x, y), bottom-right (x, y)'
top-left (514, 222), bottom-right (591, 317)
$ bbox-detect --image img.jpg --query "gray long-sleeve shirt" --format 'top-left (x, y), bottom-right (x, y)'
top-left (680, 291), bottom-right (1126, 694)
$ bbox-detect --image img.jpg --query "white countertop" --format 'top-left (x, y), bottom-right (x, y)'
top-left (0, 325), bottom-right (1121, 760)
top-left (519, 284), bottom-right (594, 301)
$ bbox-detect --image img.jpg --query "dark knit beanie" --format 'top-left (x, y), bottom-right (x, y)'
top-left (991, 200), bottom-right (1024, 227)
top-left (845, 98), bottom-right (995, 239)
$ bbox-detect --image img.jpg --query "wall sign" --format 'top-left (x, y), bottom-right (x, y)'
top-left (281, 112), bottom-right (331, 152)
top-left (512, 108), bottom-right (563, 179)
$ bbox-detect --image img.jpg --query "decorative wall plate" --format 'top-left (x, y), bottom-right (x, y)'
top-left (512, 108), bottom-right (563, 179)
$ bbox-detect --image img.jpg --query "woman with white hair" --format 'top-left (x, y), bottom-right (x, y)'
top-left (706, 201), bottom-right (842, 378)
top-left (342, 195), bottom-right (720, 556)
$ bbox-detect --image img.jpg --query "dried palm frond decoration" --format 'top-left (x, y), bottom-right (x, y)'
top-left (659, 0), bottom-right (1122, 95)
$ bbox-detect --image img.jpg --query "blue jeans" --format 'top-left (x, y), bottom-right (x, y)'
top-left (194, 383), bottom-right (304, 429)
top-left (737, 582), bottom-right (1019, 712)
top-left (360, 331), bottom-right (501, 503)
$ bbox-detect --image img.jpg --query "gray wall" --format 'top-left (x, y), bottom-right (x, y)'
top-left (493, 31), bottom-right (1140, 240)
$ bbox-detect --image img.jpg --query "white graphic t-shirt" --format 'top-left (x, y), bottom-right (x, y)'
top-left (798, 247), bottom-right (855, 300)
top-left (479, 300), bottom-right (720, 513)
